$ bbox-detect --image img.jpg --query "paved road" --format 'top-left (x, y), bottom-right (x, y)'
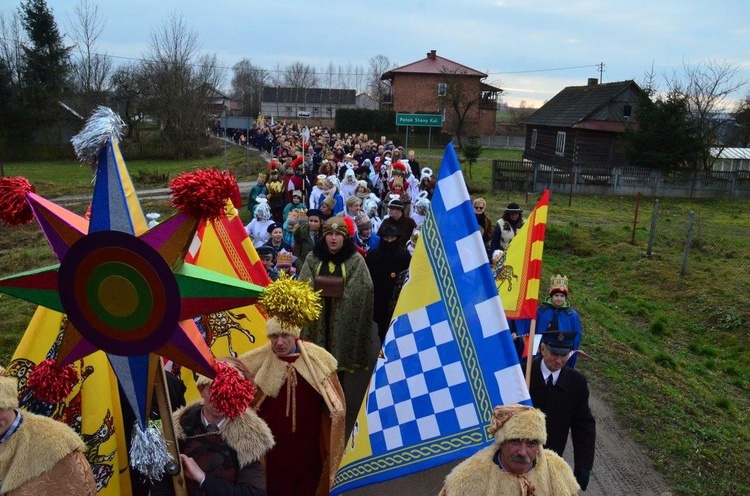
top-left (340, 326), bottom-right (673, 495)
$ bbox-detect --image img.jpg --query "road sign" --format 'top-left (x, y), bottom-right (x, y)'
top-left (396, 113), bottom-right (443, 127)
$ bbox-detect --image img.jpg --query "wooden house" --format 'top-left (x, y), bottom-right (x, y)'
top-left (523, 79), bottom-right (644, 168)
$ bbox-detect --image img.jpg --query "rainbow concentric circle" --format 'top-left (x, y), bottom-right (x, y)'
top-left (58, 231), bottom-right (181, 355)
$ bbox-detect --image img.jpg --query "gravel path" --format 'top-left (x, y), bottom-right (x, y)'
top-left (343, 328), bottom-right (673, 495)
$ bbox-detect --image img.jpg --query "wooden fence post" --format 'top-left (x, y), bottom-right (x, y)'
top-left (631, 192), bottom-right (641, 244)
top-left (646, 199), bottom-right (659, 257)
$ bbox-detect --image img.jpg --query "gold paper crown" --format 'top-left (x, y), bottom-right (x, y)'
top-left (549, 274), bottom-right (569, 292)
top-left (275, 251), bottom-right (293, 267)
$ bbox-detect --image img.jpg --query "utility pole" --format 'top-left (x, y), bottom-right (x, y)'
top-left (598, 62), bottom-right (605, 83)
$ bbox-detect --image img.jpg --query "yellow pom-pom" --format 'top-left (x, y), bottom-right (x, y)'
top-left (258, 272), bottom-right (321, 329)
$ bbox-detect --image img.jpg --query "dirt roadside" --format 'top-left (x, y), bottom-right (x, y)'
top-left (345, 360), bottom-right (673, 495)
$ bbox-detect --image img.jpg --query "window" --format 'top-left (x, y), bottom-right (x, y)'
top-left (531, 129), bottom-right (538, 149)
top-left (555, 131), bottom-right (566, 156)
top-left (285, 106), bottom-right (292, 112)
top-left (313, 107), bottom-right (319, 112)
top-left (438, 83), bottom-right (447, 97)
top-left (299, 107), bottom-right (306, 111)
top-left (623, 104), bottom-right (632, 118)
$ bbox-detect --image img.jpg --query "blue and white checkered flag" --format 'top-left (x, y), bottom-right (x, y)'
top-left (331, 143), bottom-right (530, 494)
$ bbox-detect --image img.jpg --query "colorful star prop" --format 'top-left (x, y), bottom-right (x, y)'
top-left (0, 134), bottom-right (264, 429)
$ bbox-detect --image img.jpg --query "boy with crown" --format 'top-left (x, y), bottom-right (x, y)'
top-left (535, 275), bottom-right (583, 368)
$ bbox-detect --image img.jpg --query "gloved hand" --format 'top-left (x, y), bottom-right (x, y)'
top-left (574, 467), bottom-right (591, 491)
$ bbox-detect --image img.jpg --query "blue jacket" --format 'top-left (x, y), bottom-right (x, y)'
top-left (354, 231), bottom-right (380, 253)
top-left (513, 300), bottom-right (583, 368)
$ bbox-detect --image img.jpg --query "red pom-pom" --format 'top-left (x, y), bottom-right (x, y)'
top-left (343, 216), bottom-right (355, 237)
top-left (27, 359), bottom-right (78, 404)
top-left (291, 155), bottom-right (304, 169)
top-left (267, 160), bottom-right (279, 172)
top-left (391, 161), bottom-right (408, 176)
top-left (210, 361), bottom-right (256, 419)
top-left (168, 169), bottom-right (237, 220)
top-left (0, 176), bottom-right (35, 226)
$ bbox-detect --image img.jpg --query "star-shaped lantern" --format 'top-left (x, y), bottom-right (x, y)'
top-left (0, 108), bottom-right (263, 432)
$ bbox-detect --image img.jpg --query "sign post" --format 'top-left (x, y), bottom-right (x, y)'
top-left (395, 113), bottom-right (443, 151)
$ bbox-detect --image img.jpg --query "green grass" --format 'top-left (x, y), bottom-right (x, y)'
top-left (1, 153), bottom-right (749, 494)
top-left (3, 141), bottom-right (267, 197)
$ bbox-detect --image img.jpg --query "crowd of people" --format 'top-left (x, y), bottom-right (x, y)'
top-left (0, 121), bottom-right (597, 495)
top-left (243, 123), bottom-right (435, 281)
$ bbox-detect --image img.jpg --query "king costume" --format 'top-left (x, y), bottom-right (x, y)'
top-left (241, 276), bottom-right (346, 496)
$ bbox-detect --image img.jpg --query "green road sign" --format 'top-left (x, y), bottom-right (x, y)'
top-left (396, 113), bottom-right (443, 127)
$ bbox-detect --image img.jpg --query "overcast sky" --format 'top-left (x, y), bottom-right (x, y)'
top-left (2, 0), bottom-right (749, 108)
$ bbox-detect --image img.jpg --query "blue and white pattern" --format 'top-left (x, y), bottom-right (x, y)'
top-left (331, 143), bottom-right (530, 495)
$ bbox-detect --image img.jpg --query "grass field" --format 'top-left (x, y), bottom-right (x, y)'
top-left (1, 147), bottom-right (748, 495)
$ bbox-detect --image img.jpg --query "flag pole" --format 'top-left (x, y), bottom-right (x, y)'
top-left (295, 339), bottom-right (337, 414)
top-left (524, 319), bottom-right (537, 388)
top-left (155, 360), bottom-right (188, 496)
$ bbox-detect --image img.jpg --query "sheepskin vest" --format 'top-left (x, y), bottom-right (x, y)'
top-left (240, 342), bottom-right (337, 399)
top-left (441, 445), bottom-right (579, 496)
top-left (0, 411), bottom-right (94, 495)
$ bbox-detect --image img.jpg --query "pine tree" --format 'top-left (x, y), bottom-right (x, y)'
top-left (19, 0), bottom-right (71, 122)
top-left (461, 134), bottom-right (483, 179)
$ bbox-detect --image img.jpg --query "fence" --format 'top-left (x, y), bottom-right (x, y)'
top-left (491, 160), bottom-right (750, 199)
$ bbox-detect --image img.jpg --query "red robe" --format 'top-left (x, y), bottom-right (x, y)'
top-left (257, 355), bottom-right (323, 496)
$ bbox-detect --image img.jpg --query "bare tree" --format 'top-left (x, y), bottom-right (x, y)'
top-left (666, 60), bottom-right (747, 171)
top-left (353, 64), bottom-right (366, 94)
top-left (436, 68), bottom-right (483, 149)
top-left (142, 13), bottom-right (224, 156)
top-left (67, 0), bottom-right (112, 98)
top-left (324, 61), bottom-right (335, 89)
top-left (231, 58), bottom-right (268, 117)
top-left (110, 62), bottom-right (148, 140)
top-left (368, 54), bottom-right (393, 108)
top-left (283, 61), bottom-right (317, 88)
top-left (0, 12), bottom-right (27, 88)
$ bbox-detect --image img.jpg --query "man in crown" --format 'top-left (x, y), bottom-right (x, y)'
top-left (535, 275), bottom-right (583, 368)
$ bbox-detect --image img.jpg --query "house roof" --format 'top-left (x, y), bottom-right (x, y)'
top-left (382, 50), bottom-right (487, 80)
top-left (261, 87), bottom-right (356, 105)
top-left (712, 147), bottom-right (750, 160)
top-left (523, 80), bottom-right (639, 128)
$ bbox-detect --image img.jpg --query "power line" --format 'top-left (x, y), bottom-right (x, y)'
top-left (488, 64), bottom-right (601, 76)
top-left (0, 35), bottom-right (603, 79)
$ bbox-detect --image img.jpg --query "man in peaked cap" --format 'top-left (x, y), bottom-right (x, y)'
top-left (0, 366), bottom-right (97, 496)
top-left (440, 404), bottom-right (579, 495)
top-left (528, 330), bottom-right (596, 491)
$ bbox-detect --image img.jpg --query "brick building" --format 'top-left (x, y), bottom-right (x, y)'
top-left (381, 50), bottom-right (502, 136)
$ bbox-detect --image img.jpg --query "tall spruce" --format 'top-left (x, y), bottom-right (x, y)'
top-left (19, 0), bottom-right (71, 124)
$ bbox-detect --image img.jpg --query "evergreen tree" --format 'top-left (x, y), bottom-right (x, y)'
top-left (623, 92), bottom-right (702, 172)
top-left (461, 134), bottom-right (483, 179)
top-left (19, 0), bottom-right (71, 124)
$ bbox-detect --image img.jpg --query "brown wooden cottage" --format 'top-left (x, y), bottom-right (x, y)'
top-left (522, 79), bottom-right (644, 168)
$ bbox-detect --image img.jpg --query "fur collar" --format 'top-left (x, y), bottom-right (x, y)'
top-left (240, 342), bottom-right (338, 398)
top-left (172, 401), bottom-right (274, 468)
top-left (0, 411), bottom-right (85, 493)
top-left (312, 237), bottom-right (356, 264)
top-left (443, 445), bottom-right (579, 496)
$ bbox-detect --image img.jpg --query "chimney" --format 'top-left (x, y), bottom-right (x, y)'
top-left (587, 78), bottom-right (598, 87)
top-left (427, 50), bottom-right (437, 60)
